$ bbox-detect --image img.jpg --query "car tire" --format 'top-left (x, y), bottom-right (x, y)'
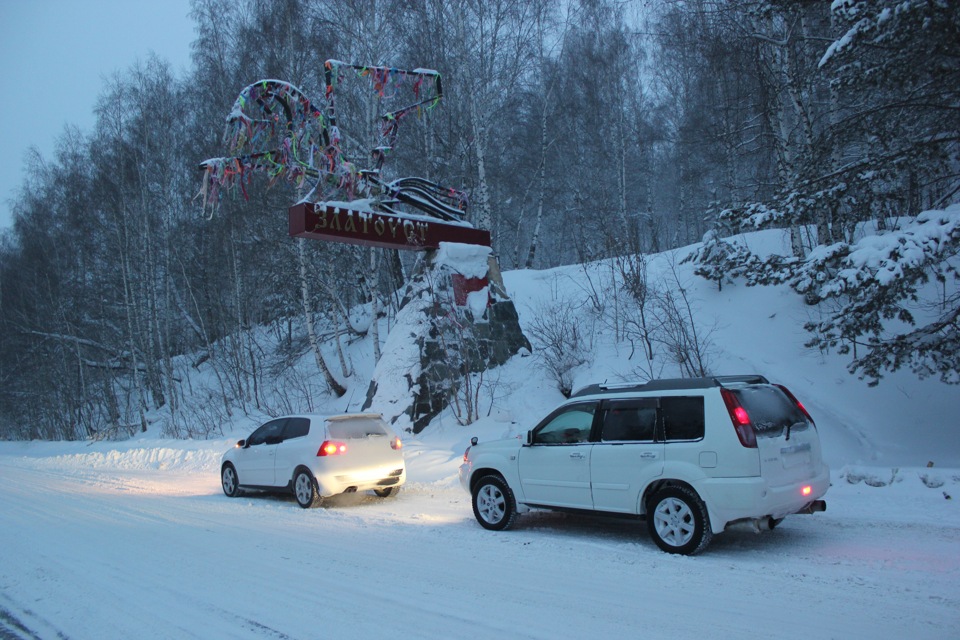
top-left (293, 469), bottom-right (323, 509)
top-left (472, 475), bottom-right (518, 531)
top-left (374, 486), bottom-right (401, 498)
top-left (221, 463), bottom-right (240, 497)
top-left (647, 485), bottom-right (712, 555)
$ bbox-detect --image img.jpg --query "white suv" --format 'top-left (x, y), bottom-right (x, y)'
top-left (459, 376), bottom-right (829, 554)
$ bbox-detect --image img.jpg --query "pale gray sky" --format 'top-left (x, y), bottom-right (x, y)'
top-left (0, 0), bottom-right (194, 231)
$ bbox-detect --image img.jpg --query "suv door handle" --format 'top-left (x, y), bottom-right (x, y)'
top-left (569, 452), bottom-right (586, 459)
top-left (640, 452), bottom-right (657, 459)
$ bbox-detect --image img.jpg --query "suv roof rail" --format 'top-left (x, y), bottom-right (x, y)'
top-left (570, 375), bottom-right (769, 398)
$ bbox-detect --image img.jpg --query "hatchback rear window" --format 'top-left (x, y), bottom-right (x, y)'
top-left (283, 417), bottom-right (310, 440)
top-left (328, 416), bottom-right (389, 439)
top-left (732, 386), bottom-right (810, 436)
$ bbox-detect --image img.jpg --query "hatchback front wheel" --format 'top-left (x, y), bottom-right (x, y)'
top-left (221, 464), bottom-right (240, 497)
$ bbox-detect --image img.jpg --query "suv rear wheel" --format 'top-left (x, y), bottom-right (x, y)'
top-left (647, 486), bottom-right (712, 555)
top-left (472, 475), bottom-right (518, 531)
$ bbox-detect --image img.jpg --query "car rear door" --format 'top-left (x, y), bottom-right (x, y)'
top-left (735, 385), bottom-right (823, 488)
top-left (517, 402), bottom-right (597, 509)
top-left (590, 398), bottom-right (664, 514)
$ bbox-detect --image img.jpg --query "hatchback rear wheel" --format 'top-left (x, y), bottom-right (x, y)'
top-left (647, 486), bottom-right (712, 555)
top-left (293, 469), bottom-right (323, 509)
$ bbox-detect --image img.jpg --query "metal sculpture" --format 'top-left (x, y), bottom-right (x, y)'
top-left (199, 61), bottom-right (474, 235)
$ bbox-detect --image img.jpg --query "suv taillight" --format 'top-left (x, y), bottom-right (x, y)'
top-left (317, 440), bottom-right (347, 456)
top-left (720, 388), bottom-right (757, 448)
top-left (774, 384), bottom-right (816, 427)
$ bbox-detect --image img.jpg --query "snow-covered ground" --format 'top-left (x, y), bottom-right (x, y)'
top-left (2, 232), bottom-right (959, 638)
top-left (1, 438), bottom-right (958, 639)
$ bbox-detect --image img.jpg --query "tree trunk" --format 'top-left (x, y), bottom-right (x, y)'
top-left (297, 239), bottom-right (346, 397)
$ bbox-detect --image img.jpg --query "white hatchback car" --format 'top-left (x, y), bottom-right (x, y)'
top-left (459, 376), bottom-right (829, 554)
top-left (221, 413), bottom-right (405, 508)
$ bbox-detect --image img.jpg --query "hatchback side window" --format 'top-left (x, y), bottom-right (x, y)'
top-left (601, 399), bottom-right (658, 442)
top-left (661, 396), bottom-right (705, 441)
top-left (533, 403), bottom-right (597, 444)
top-left (247, 419), bottom-right (287, 446)
top-left (282, 417), bottom-right (310, 440)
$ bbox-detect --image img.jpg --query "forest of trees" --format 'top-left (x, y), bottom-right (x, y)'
top-left (0, 0), bottom-right (957, 440)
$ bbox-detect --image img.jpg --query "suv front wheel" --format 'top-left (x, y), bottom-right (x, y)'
top-left (472, 475), bottom-right (518, 531)
top-left (647, 486), bottom-right (713, 555)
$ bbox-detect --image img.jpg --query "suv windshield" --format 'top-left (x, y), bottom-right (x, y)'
top-left (732, 386), bottom-right (810, 437)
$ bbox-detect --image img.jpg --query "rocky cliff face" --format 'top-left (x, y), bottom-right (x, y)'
top-left (363, 244), bottom-right (530, 432)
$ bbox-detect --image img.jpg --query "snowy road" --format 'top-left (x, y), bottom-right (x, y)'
top-left (1, 449), bottom-right (958, 640)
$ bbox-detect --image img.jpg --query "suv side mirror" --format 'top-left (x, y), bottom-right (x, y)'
top-left (525, 430), bottom-right (535, 446)
top-left (236, 439), bottom-right (246, 448)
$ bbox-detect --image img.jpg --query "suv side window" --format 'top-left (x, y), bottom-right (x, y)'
top-left (661, 396), bottom-right (705, 441)
top-left (533, 403), bottom-right (597, 444)
top-left (600, 399), bottom-right (658, 442)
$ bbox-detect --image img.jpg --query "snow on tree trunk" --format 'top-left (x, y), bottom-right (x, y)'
top-left (469, 100), bottom-right (493, 234)
top-left (297, 239), bottom-right (346, 398)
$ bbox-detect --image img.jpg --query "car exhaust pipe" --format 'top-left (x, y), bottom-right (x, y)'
top-left (797, 500), bottom-right (826, 514)
top-left (750, 516), bottom-right (774, 533)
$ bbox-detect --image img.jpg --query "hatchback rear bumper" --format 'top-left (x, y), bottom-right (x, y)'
top-left (314, 464), bottom-right (406, 497)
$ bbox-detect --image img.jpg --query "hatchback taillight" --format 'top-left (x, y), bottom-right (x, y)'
top-left (463, 446), bottom-right (471, 463)
top-left (317, 440), bottom-right (347, 456)
top-left (720, 388), bottom-right (757, 448)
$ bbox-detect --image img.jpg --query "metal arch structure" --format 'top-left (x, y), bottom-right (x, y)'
top-left (199, 61), bottom-right (486, 250)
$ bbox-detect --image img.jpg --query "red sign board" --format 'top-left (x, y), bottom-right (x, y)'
top-left (289, 202), bottom-right (490, 250)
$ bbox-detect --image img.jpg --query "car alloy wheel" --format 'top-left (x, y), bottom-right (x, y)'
top-left (653, 497), bottom-right (696, 546)
top-left (221, 464), bottom-right (239, 497)
top-left (477, 484), bottom-right (505, 524)
top-left (647, 486), bottom-right (712, 555)
top-left (293, 469), bottom-right (322, 509)
top-left (472, 475), bottom-right (517, 531)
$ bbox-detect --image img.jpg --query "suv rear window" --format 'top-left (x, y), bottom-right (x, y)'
top-left (732, 386), bottom-right (810, 437)
top-left (661, 396), bottom-right (705, 441)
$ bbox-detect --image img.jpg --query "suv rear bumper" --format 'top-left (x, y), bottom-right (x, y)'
top-left (698, 466), bottom-right (830, 533)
